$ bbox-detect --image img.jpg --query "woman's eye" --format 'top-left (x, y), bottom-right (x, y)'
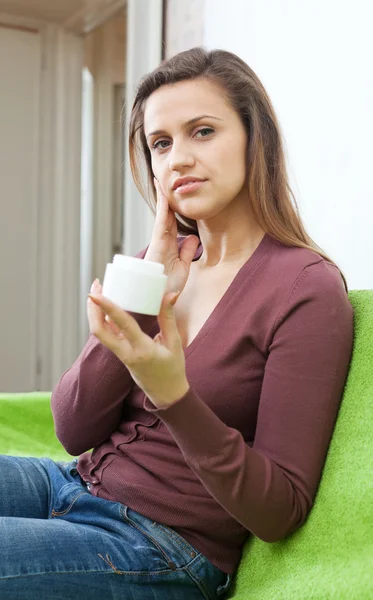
top-left (152, 139), bottom-right (170, 151)
top-left (195, 127), bottom-right (214, 138)
top-left (151, 127), bottom-right (214, 152)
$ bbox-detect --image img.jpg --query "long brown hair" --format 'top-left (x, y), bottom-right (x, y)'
top-left (128, 46), bottom-right (347, 291)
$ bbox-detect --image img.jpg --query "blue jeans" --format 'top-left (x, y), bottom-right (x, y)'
top-left (0, 455), bottom-right (233, 599)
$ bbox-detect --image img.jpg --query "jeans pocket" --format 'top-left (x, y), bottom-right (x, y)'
top-left (151, 521), bottom-right (199, 559)
top-left (120, 506), bottom-right (178, 572)
top-left (152, 520), bottom-right (232, 598)
top-left (51, 482), bottom-right (87, 517)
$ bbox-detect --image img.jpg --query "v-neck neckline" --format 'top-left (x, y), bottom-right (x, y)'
top-left (183, 232), bottom-right (275, 357)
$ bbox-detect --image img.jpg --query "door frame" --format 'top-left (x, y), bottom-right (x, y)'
top-left (0, 11), bottom-right (83, 391)
top-left (123, 0), bottom-right (163, 257)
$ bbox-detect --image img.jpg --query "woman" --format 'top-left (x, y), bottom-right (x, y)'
top-left (0, 47), bottom-right (353, 599)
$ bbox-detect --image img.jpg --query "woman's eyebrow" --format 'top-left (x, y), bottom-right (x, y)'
top-left (146, 114), bottom-right (223, 139)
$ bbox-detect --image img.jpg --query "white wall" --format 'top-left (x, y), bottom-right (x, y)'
top-left (0, 26), bottom-right (40, 391)
top-left (204, 0), bottom-right (372, 290)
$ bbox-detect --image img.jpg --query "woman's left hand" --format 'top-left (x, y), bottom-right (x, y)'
top-left (87, 287), bottom-right (190, 409)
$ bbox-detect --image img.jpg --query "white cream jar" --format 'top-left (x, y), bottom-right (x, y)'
top-left (102, 255), bottom-right (168, 316)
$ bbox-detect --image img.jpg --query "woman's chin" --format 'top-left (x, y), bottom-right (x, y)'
top-left (176, 204), bottom-right (221, 223)
top-left (173, 197), bottom-right (211, 218)
top-left (177, 209), bottom-right (207, 222)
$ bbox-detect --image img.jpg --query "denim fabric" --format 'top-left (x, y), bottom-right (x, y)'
top-left (0, 455), bottom-right (233, 599)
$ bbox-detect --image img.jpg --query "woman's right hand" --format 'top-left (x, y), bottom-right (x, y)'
top-left (144, 179), bottom-right (200, 295)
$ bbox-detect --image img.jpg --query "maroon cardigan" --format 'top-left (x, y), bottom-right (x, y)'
top-left (51, 233), bottom-right (353, 574)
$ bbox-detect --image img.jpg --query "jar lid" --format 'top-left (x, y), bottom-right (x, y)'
top-left (112, 254), bottom-right (165, 276)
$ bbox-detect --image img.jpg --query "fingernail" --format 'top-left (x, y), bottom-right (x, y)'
top-left (170, 291), bottom-right (181, 306)
top-left (90, 277), bottom-right (100, 292)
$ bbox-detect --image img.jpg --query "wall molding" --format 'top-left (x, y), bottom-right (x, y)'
top-left (0, 10), bottom-right (45, 30)
top-left (0, 1), bottom-right (126, 35)
top-left (0, 21), bottom-right (38, 33)
top-left (63, 0), bottom-right (126, 35)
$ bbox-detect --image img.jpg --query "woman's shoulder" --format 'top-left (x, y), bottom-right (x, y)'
top-left (267, 236), bottom-right (345, 294)
top-left (244, 237), bottom-right (351, 329)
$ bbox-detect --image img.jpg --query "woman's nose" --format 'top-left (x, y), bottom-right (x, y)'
top-left (168, 143), bottom-right (195, 171)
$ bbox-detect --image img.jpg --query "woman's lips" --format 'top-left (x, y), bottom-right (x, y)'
top-left (174, 180), bottom-right (206, 194)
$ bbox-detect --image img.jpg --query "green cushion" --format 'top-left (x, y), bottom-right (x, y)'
top-left (230, 290), bottom-right (373, 598)
top-left (0, 291), bottom-right (372, 598)
top-left (0, 391), bottom-right (70, 461)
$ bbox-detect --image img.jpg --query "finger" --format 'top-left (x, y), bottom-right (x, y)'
top-left (87, 297), bottom-right (122, 339)
top-left (89, 304), bottom-right (131, 354)
top-left (89, 278), bottom-right (102, 295)
top-left (87, 280), bottom-right (128, 341)
top-left (88, 279), bottom-right (102, 304)
top-left (88, 295), bottom-right (132, 352)
top-left (88, 293), bottom-right (143, 345)
top-left (169, 208), bottom-right (178, 236)
top-left (179, 235), bottom-right (200, 266)
top-left (154, 179), bottom-right (173, 237)
top-left (157, 291), bottom-right (181, 347)
top-left (153, 332), bottom-right (163, 345)
top-left (105, 314), bottom-right (124, 337)
top-left (87, 279), bottom-right (106, 330)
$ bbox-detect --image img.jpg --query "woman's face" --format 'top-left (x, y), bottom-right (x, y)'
top-left (143, 78), bottom-right (249, 222)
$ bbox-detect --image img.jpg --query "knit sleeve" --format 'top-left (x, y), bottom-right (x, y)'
top-left (143, 261), bottom-right (354, 542)
top-left (51, 245), bottom-right (158, 456)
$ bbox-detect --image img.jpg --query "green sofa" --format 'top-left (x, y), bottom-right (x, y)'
top-left (1, 290), bottom-right (372, 599)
